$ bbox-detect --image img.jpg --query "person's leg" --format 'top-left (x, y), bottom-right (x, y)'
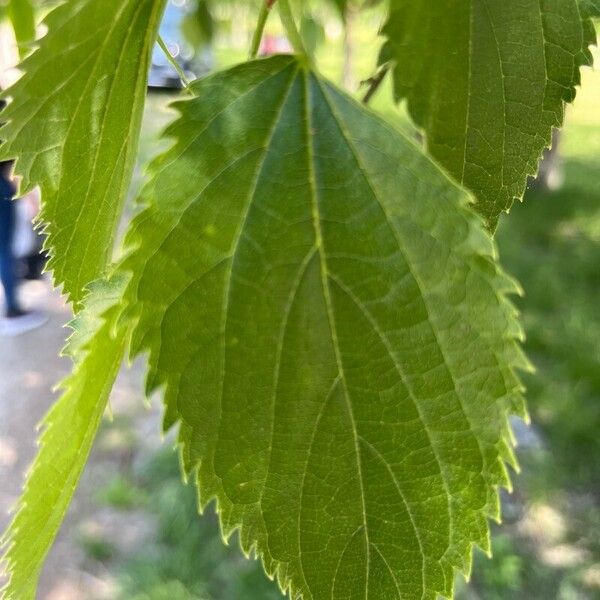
top-left (0, 198), bottom-right (20, 315)
top-left (0, 195), bottom-right (47, 335)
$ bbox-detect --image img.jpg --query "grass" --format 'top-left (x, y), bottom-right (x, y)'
top-left (96, 475), bottom-right (148, 510)
top-left (112, 449), bottom-right (284, 600)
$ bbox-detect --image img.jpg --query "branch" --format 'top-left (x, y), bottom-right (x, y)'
top-left (362, 65), bottom-right (389, 104)
top-left (250, 0), bottom-right (278, 59)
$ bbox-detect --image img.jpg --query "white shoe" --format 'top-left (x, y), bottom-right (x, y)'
top-left (0, 310), bottom-right (49, 337)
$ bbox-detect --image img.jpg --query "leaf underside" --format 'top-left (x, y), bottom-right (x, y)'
top-left (0, 0), bottom-right (166, 306)
top-left (118, 55), bottom-right (528, 600)
top-left (581, 0), bottom-right (600, 17)
top-left (380, 0), bottom-right (595, 230)
top-left (0, 278), bottom-right (127, 600)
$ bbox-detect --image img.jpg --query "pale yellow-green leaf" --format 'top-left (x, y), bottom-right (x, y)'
top-left (0, 277), bottom-right (128, 600)
top-left (0, 0), bottom-right (166, 306)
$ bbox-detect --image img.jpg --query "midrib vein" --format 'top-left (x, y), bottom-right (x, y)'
top-left (303, 69), bottom-right (371, 600)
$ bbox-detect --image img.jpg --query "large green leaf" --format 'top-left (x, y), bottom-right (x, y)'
top-left (0, 277), bottom-right (128, 600)
top-left (120, 55), bottom-right (528, 599)
top-left (0, 0), bottom-right (166, 306)
top-left (380, 0), bottom-right (595, 230)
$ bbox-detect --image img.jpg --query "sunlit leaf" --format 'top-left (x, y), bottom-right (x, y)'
top-left (0, 0), bottom-right (166, 306)
top-left (0, 277), bottom-right (128, 600)
top-left (119, 55), bottom-right (528, 599)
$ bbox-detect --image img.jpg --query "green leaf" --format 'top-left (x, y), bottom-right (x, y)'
top-left (581, 0), bottom-right (600, 17)
top-left (7, 0), bottom-right (36, 57)
top-left (380, 0), bottom-right (595, 230)
top-left (330, 0), bottom-right (348, 19)
top-left (0, 277), bottom-right (128, 600)
top-left (181, 0), bottom-right (214, 49)
top-left (121, 55), bottom-right (528, 599)
top-left (0, 0), bottom-right (166, 306)
top-left (300, 14), bottom-right (325, 57)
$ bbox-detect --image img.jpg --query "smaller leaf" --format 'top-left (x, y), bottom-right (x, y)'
top-left (181, 0), bottom-right (214, 49)
top-left (300, 15), bottom-right (325, 57)
top-left (0, 277), bottom-right (128, 600)
top-left (0, 0), bottom-right (166, 306)
top-left (380, 0), bottom-right (595, 229)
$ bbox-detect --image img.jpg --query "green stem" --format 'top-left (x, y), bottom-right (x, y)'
top-left (250, 1), bottom-right (275, 59)
top-left (157, 34), bottom-right (192, 91)
top-left (278, 0), bottom-right (307, 59)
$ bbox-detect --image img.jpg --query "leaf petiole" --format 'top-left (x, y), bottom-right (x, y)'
top-left (249, 0), bottom-right (278, 59)
top-left (278, 0), bottom-right (308, 60)
top-left (157, 34), bottom-right (192, 91)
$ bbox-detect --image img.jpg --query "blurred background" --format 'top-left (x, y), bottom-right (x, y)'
top-left (0, 1), bottom-right (599, 598)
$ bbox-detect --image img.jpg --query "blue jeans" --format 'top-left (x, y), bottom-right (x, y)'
top-left (0, 198), bottom-right (18, 314)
